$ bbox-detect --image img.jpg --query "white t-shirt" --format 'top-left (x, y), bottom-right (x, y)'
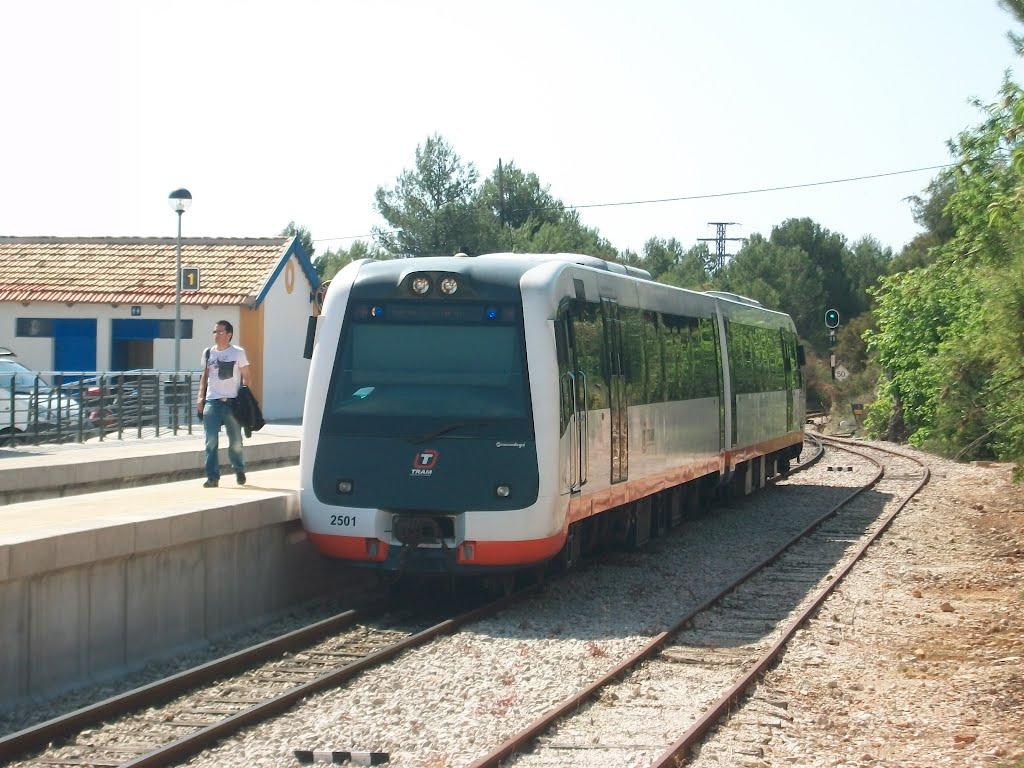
top-left (202, 344), bottom-right (249, 400)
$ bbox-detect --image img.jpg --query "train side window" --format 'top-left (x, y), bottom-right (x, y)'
top-left (643, 311), bottom-right (664, 403)
top-left (697, 317), bottom-right (720, 398)
top-left (619, 307), bottom-right (646, 405)
top-left (554, 313), bottom-right (572, 434)
top-left (662, 312), bottom-right (717, 401)
top-left (571, 300), bottom-right (607, 409)
top-left (661, 315), bottom-right (685, 401)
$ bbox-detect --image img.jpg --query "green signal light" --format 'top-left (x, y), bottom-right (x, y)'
top-left (825, 309), bottom-right (840, 329)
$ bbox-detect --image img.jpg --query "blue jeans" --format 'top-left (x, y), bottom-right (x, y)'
top-left (203, 399), bottom-right (245, 481)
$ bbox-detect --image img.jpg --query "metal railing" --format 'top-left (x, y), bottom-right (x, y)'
top-left (1, 370), bottom-right (202, 447)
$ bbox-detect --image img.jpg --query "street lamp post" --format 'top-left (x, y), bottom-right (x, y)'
top-left (167, 188), bottom-right (192, 374)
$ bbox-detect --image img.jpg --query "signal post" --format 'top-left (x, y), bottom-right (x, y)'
top-left (825, 308), bottom-right (840, 380)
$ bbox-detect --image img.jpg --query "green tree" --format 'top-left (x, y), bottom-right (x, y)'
top-left (314, 240), bottom-right (386, 281)
top-left (640, 236), bottom-right (684, 279)
top-left (1000, 0), bottom-right (1024, 51)
top-left (842, 236), bottom-right (891, 317)
top-left (865, 61), bottom-right (1024, 462)
top-left (864, 257), bottom-right (981, 446)
top-left (519, 211), bottom-right (618, 260)
top-left (477, 161), bottom-right (563, 250)
top-left (894, 175), bottom-right (957, 273)
top-left (769, 218), bottom-right (855, 323)
top-left (658, 242), bottom-right (713, 289)
top-left (373, 134), bottom-right (481, 257)
top-left (716, 233), bottom-right (827, 345)
top-left (281, 222), bottom-right (315, 260)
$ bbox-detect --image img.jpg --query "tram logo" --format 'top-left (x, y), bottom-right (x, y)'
top-left (411, 449), bottom-right (438, 476)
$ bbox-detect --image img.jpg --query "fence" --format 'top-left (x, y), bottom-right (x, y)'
top-left (0, 370), bottom-right (203, 446)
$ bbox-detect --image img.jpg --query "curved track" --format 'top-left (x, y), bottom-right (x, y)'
top-left (468, 436), bottom-right (929, 768)
top-left (2, 437), bottom-right (930, 768)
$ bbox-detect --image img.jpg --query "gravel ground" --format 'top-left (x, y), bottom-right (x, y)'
top-left (4, 439), bottom-right (1021, 768)
top-left (177, 441), bottom-right (1021, 768)
top-left (688, 442), bottom-right (1024, 768)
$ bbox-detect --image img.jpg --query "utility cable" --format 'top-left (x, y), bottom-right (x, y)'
top-left (311, 163), bottom-right (954, 245)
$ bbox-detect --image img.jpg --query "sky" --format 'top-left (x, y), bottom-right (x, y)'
top-left (1, 1), bottom-right (1020, 259)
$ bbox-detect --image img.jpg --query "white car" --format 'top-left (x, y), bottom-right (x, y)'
top-left (0, 359), bottom-right (83, 439)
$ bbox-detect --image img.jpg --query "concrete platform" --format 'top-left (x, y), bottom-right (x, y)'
top-left (0, 424), bottom-right (367, 712)
top-left (0, 423), bottom-right (302, 504)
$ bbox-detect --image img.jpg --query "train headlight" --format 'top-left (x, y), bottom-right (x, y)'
top-left (411, 276), bottom-right (432, 295)
top-left (439, 276), bottom-right (459, 295)
top-left (495, 484), bottom-right (511, 498)
top-left (336, 479), bottom-right (354, 494)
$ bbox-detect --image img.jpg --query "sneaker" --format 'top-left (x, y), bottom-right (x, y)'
top-left (203, 480), bottom-right (219, 488)
top-left (236, 472), bottom-right (247, 485)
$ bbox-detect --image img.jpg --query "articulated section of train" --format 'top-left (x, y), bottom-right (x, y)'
top-left (299, 252), bottom-right (805, 575)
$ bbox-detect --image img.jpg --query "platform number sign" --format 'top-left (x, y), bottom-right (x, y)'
top-left (181, 267), bottom-right (200, 292)
top-left (824, 308), bottom-right (840, 329)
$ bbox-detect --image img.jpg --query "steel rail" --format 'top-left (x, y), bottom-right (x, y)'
top-left (651, 438), bottom-right (928, 766)
top-left (0, 608), bottom-right (369, 762)
top-left (4, 438), bottom-right (826, 768)
top-left (5, 586), bottom-right (530, 768)
top-left (118, 591), bottom-right (527, 768)
top-left (469, 436), bottom-right (926, 768)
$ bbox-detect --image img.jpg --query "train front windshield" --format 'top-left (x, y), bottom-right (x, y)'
top-left (321, 302), bottom-right (534, 440)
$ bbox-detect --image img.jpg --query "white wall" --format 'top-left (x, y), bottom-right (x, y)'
top-left (0, 302), bottom-right (234, 373)
top-left (0, 261), bottom-right (314, 422)
top-left (259, 258), bottom-right (314, 421)
top-left (178, 308), bottom-right (242, 372)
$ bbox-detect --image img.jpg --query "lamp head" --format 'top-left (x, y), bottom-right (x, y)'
top-left (168, 188), bottom-right (192, 214)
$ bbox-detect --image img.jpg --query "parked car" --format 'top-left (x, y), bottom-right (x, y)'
top-left (0, 360), bottom-right (84, 439)
top-left (76, 371), bottom-right (162, 431)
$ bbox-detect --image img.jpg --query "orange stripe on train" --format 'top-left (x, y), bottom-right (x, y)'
top-left (307, 531), bottom-right (565, 566)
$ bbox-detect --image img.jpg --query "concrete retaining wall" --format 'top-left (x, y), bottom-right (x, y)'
top-left (0, 498), bottom-right (357, 711)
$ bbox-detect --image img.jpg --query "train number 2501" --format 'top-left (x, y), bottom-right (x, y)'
top-left (330, 515), bottom-right (356, 526)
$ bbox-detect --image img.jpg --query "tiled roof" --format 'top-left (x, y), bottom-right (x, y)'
top-left (0, 237), bottom-right (298, 306)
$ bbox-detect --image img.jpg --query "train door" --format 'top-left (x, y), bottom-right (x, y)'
top-left (602, 299), bottom-right (628, 483)
top-left (706, 316), bottom-right (726, 452)
top-left (781, 329), bottom-right (795, 431)
top-left (567, 299), bottom-right (608, 488)
top-left (555, 305), bottom-right (586, 494)
top-left (714, 310), bottom-right (734, 480)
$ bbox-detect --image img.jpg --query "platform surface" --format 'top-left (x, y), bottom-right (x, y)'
top-left (0, 422), bottom-right (304, 579)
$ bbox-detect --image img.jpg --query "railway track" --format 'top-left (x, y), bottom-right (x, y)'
top-left (0, 596), bottom-right (519, 768)
top-left (469, 436), bottom-right (929, 768)
top-left (2, 436), bottom-right (926, 768)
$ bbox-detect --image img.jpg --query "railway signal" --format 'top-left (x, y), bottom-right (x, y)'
top-left (825, 309), bottom-right (840, 379)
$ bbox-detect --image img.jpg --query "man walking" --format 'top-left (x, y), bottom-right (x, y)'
top-left (197, 320), bottom-right (250, 487)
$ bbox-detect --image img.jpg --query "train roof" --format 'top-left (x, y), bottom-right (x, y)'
top-left (339, 255), bottom-right (794, 330)
top-left (703, 290), bottom-right (762, 307)
top-left (477, 252), bottom-right (652, 280)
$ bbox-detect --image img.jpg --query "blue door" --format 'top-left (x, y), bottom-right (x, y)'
top-left (53, 319), bottom-right (97, 374)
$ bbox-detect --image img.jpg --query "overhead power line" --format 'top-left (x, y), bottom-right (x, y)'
top-left (312, 163), bottom-right (953, 244)
top-left (560, 164), bottom-right (954, 211)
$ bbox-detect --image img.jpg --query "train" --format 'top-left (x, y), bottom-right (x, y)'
top-left (299, 252), bottom-right (805, 578)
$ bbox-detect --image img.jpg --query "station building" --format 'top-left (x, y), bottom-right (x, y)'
top-left (0, 236), bottom-right (320, 420)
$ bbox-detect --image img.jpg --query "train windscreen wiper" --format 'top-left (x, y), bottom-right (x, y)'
top-left (409, 420), bottom-right (494, 444)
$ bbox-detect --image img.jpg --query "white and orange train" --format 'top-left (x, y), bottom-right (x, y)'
top-left (299, 253), bottom-right (805, 575)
